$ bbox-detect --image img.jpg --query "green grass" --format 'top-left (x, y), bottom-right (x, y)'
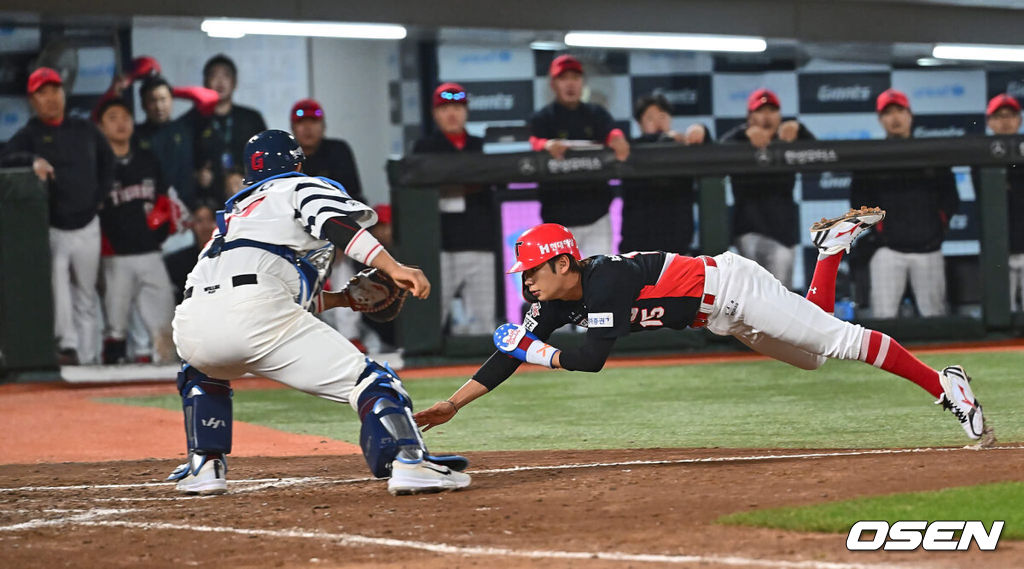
top-left (718, 481), bottom-right (1024, 540)
top-left (101, 350), bottom-right (1024, 451)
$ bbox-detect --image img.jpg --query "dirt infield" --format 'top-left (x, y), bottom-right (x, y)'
top-left (2, 343), bottom-right (1022, 569)
top-left (0, 381), bottom-right (360, 464)
top-left (2, 447), bottom-right (1022, 569)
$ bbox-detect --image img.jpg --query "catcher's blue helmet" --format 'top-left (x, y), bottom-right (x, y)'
top-left (243, 129), bottom-right (305, 185)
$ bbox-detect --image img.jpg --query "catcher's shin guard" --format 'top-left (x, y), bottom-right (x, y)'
top-left (350, 359), bottom-right (426, 477)
top-left (177, 364), bottom-right (233, 455)
top-left (349, 359), bottom-right (471, 477)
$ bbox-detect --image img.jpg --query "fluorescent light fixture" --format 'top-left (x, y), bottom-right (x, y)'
top-left (530, 41), bottom-right (566, 51)
top-left (933, 43), bottom-right (1024, 62)
top-left (916, 57), bottom-right (944, 67)
top-left (564, 31), bottom-right (766, 53)
top-left (201, 19), bottom-right (407, 40)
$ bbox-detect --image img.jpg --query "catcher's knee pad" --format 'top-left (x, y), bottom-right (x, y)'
top-left (349, 358), bottom-right (412, 416)
top-left (178, 364), bottom-right (233, 455)
top-left (350, 358), bottom-right (424, 477)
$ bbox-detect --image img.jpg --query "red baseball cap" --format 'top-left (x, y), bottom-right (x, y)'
top-left (130, 56), bottom-right (162, 80)
top-left (876, 89), bottom-right (910, 113)
top-left (27, 67), bottom-right (63, 95)
top-left (987, 93), bottom-right (1021, 116)
top-left (291, 98), bottom-right (324, 122)
top-left (433, 82), bottom-right (468, 108)
top-left (549, 54), bottom-right (584, 78)
top-left (747, 88), bottom-right (780, 112)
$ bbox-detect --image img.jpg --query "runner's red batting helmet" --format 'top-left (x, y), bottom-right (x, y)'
top-left (508, 223), bottom-right (581, 273)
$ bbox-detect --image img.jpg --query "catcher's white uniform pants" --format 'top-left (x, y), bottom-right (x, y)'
top-left (102, 252), bottom-right (176, 361)
top-left (49, 216), bottom-right (101, 363)
top-left (441, 250), bottom-right (497, 336)
top-left (173, 275), bottom-right (365, 403)
top-left (735, 232), bottom-right (795, 290)
top-left (1009, 253), bottom-right (1024, 312)
top-left (706, 252), bottom-right (865, 370)
top-left (868, 247), bottom-right (947, 318)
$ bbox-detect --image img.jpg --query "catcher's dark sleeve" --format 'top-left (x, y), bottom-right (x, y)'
top-left (321, 212), bottom-right (366, 247)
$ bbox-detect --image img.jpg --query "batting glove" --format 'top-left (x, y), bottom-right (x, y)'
top-left (493, 323), bottom-right (558, 368)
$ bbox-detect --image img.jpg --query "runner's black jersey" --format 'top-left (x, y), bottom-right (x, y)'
top-left (473, 252), bottom-right (708, 388)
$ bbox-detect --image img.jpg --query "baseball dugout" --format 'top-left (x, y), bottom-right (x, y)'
top-left (389, 135), bottom-right (1021, 356)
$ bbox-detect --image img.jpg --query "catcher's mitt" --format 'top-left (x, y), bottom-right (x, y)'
top-left (342, 268), bottom-right (409, 322)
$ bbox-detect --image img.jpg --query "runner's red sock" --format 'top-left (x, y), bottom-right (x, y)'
top-left (806, 251), bottom-right (843, 314)
top-left (859, 330), bottom-right (942, 398)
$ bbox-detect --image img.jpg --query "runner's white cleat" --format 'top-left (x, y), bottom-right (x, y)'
top-left (936, 365), bottom-right (994, 446)
top-left (810, 206), bottom-right (886, 256)
top-left (388, 458), bottom-right (471, 496)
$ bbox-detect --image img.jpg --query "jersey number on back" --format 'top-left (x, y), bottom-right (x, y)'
top-left (631, 306), bottom-right (664, 328)
top-left (223, 196), bottom-right (266, 230)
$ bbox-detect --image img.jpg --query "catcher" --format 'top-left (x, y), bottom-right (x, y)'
top-left (415, 212), bottom-right (993, 446)
top-left (168, 129), bottom-right (470, 496)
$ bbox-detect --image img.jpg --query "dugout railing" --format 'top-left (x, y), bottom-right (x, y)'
top-left (388, 136), bottom-right (1023, 357)
top-left (0, 169), bottom-right (55, 375)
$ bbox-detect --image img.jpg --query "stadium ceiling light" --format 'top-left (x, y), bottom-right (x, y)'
top-left (932, 43), bottom-right (1024, 62)
top-left (530, 41), bottom-right (566, 51)
top-left (916, 57), bottom-right (945, 67)
top-left (563, 31), bottom-right (766, 53)
top-left (200, 19), bottom-right (407, 40)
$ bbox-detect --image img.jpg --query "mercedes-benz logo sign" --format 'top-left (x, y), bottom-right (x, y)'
top-left (991, 140), bottom-right (1008, 158)
top-left (754, 148), bottom-right (772, 166)
top-left (518, 157), bottom-right (536, 175)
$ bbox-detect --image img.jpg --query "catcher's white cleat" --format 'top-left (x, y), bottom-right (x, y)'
top-left (810, 206), bottom-right (886, 256)
top-left (388, 458), bottom-right (471, 496)
top-left (936, 365), bottom-right (994, 446)
top-left (168, 453), bottom-right (228, 495)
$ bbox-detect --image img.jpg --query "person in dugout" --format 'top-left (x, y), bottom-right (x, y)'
top-left (528, 54), bottom-right (630, 257)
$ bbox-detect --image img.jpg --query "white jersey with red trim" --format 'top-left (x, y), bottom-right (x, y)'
top-left (186, 174), bottom-right (376, 307)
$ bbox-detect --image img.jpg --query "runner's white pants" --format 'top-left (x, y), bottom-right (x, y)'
top-left (706, 252), bottom-right (865, 370)
top-left (735, 232), bottom-right (795, 290)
